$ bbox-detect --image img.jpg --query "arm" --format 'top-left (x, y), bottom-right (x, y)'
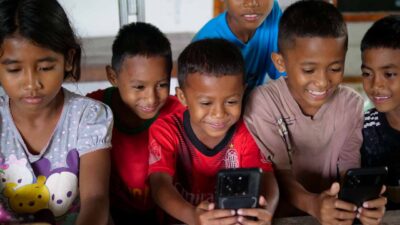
top-left (76, 149), bottom-right (111, 225)
top-left (276, 170), bottom-right (357, 225)
top-left (149, 172), bottom-right (236, 225)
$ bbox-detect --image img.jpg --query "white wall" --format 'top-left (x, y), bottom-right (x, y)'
top-left (58, 0), bottom-right (120, 37)
top-left (59, 0), bottom-right (213, 37)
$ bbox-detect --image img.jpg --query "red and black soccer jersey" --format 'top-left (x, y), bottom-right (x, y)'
top-left (87, 87), bottom-right (184, 213)
top-left (148, 110), bottom-right (273, 206)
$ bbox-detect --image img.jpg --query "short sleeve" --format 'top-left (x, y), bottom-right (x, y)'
top-left (148, 117), bottom-right (178, 176)
top-left (77, 101), bottom-right (113, 155)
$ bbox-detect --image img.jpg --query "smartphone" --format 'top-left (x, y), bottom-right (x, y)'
top-left (339, 167), bottom-right (388, 207)
top-left (215, 168), bottom-right (262, 209)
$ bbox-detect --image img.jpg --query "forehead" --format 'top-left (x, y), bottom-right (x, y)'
top-left (362, 48), bottom-right (400, 67)
top-left (1, 36), bottom-right (60, 60)
top-left (282, 36), bottom-right (347, 61)
top-left (118, 55), bottom-right (168, 79)
top-left (184, 72), bottom-right (243, 95)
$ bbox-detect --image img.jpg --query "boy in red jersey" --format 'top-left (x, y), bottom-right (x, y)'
top-left (148, 39), bottom-right (278, 225)
top-left (87, 22), bottom-right (183, 224)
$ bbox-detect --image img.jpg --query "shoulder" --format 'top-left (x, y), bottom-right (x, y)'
top-left (159, 96), bottom-right (185, 116)
top-left (193, 12), bottom-right (227, 41)
top-left (335, 85), bottom-right (364, 110)
top-left (153, 109), bottom-right (183, 131)
top-left (0, 95), bottom-right (6, 108)
top-left (86, 88), bottom-right (107, 101)
top-left (246, 78), bottom-right (286, 112)
top-left (263, 0), bottom-right (282, 24)
top-left (64, 89), bottom-right (113, 119)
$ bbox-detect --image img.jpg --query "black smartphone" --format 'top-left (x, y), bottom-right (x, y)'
top-left (339, 167), bottom-right (388, 207)
top-left (215, 168), bottom-right (262, 209)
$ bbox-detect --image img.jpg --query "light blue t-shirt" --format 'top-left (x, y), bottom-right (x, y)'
top-left (193, 0), bottom-right (283, 91)
top-left (0, 88), bottom-right (113, 224)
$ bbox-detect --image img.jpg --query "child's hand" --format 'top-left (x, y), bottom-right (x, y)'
top-left (193, 201), bottom-right (237, 225)
top-left (236, 196), bottom-right (272, 225)
top-left (358, 185), bottom-right (387, 225)
top-left (314, 182), bottom-right (357, 225)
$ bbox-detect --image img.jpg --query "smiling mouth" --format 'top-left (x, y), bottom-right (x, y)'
top-left (138, 105), bottom-right (157, 113)
top-left (208, 122), bottom-right (227, 130)
top-left (243, 14), bottom-right (260, 21)
top-left (372, 96), bottom-right (391, 103)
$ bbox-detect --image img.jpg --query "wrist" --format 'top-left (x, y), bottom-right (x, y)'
top-left (306, 193), bottom-right (321, 218)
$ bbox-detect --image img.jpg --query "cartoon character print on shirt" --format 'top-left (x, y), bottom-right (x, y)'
top-left (224, 143), bottom-right (239, 169)
top-left (3, 176), bottom-right (50, 214)
top-left (0, 155), bottom-right (34, 191)
top-left (32, 149), bottom-right (79, 218)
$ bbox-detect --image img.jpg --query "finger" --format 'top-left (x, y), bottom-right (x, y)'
top-left (208, 214), bottom-right (239, 225)
top-left (197, 201), bottom-right (213, 211)
top-left (326, 182), bottom-right (340, 197)
top-left (331, 208), bottom-right (357, 220)
top-left (358, 213), bottom-right (382, 225)
top-left (237, 215), bottom-right (268, 225)
top-left (363, 196), bottom-right (387, 209)
top-left (380, 185), bottom-right (386, 195)
top-left (358, 207), bottom-right (385, 222)
top-left (237, 208), bottom-right (272, 222)
top-left (259, 195), bottom-right (267, 207)
top-left (333, 199), bottom-right (357, 212)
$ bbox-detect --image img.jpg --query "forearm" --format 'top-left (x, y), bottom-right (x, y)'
top-left (263, 171), bottom-right (279, 214)
top-left (276, 170), bottom-right (319, 217)
top-left (150, 173), bottom-right (196, 224)
top-left (76, 194), bottom-right (110, 225)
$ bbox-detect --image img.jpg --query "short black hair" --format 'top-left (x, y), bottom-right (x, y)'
top-left (278, 0), bottom-right (348, 52)
top-left (177, 38), bottom-right (244, 88)
top-left (361, 15), bottom-right (400, 52)
top-left (0, 0), bottom-right (82, 81)
top-left (111, 22), bottom-right (172, 75)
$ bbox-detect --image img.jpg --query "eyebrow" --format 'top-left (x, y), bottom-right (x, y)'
top-left (1, 56), bottom-right (58, 65)
top-left (362, 63), bottom-right (398, 70)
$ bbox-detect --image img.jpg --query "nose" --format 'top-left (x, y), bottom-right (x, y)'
top-left (371, 74), bottom-right (385, 90)
top-left (314, 71), bottom-right (329, 90)
top-left (24, 70), bottom-right (42, 91)
top-left (211, 103), bottom-right (226, 119)
top-left (144, 87), bottom-right (158, 105)
top-left (243, 0), bottom-right (259, 7)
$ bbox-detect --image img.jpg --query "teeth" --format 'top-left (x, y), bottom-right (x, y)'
top-left (307, 90), bottom-right (326, 96)
top-left (244, 14), bottom-right (257, 19)
top-left (374, 96), bottom-right (390, 100)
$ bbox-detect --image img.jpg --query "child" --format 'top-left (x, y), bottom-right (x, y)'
top-left (244, 1), bottom-right (386, 224)
top-left (0, 0), bottom-right (113, 224)
top-left (148, 38), bottom-right (279, 225)
top-left (87, 22), bottom-right (183, 224)
top-left (360, 15), bottom-right (400, 210)
top-left (193, 0), bottom-right (283, 91)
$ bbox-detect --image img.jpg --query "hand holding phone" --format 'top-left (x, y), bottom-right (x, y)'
top-left (339, 167), bottom-right (388, 207)
top-left (215, 168), bottom-right (262, 209)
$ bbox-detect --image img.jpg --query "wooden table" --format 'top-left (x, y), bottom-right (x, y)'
top-left (273, 210), bottom-right (400, 225)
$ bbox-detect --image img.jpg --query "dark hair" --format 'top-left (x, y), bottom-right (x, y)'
top-left (361, 15), bottom-right (400, 52)
top-left (177, 38), bottom-right (244, 88)
top-left (0, 0), bottom-right (82, 81)
top-left (278, 0), bottom-right (348, 52)
top-left (111, 22), bottom-right (172, 75)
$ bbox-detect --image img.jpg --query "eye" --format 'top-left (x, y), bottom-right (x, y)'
top-left (133, 85), bottom-right (145, 90)
top-left (6, 68), bottom-right (21, 73)
top-left (2, 178), bottom-right (6, 182)
top-left (302, 69), bottom-right (314, 74)
top-left (385, 72), bottom-right (397, 78)
top-left (330, 67), bottom-right (342, 73)
top-left (38, 194), bottom-right (42, 199)
top-left (157, 82), bottom-right (169, 88)
top-left (67, 191), bottom-right (72, 198)
top-left (17, 178), bottom-right (22, 183)
top-left (200, 101), bottom-right (211, 106)
top-left (226, 100), bottom-right (239, 105)
top-left (38, 66), bottom-right (54, 72)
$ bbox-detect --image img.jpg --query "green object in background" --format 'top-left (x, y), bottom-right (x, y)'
top-left (364, 98), bottom-right (374, 112)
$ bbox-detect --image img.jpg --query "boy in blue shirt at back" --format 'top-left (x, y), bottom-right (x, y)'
top-left (193, 0), bottom-right (282, 91)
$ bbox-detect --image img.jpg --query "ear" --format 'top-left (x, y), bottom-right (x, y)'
top-left (106, 65), bottom-right (118, 87)
top-left (271, 52), bottom-right (286, 73)
top-left (65, 49), bottom-right (76, 72)
top-left (176, 87), bottom-right (187, 107)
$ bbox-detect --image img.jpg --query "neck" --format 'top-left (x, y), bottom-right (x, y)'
top-left (226, 15), bottom-right (255, 43)
top-left (385, 109), bottom-right (400, 131)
